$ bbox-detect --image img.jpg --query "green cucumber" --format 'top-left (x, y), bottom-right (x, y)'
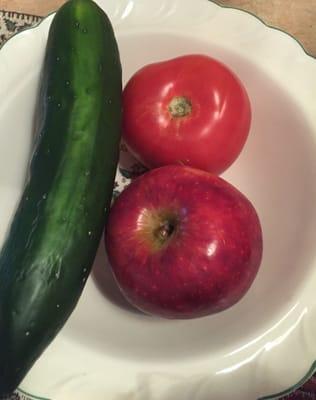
top-left (0, 0), bottom-right (122, 394)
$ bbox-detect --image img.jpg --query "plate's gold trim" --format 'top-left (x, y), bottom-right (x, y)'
top-left (17, 388), bottom-right (50, 400)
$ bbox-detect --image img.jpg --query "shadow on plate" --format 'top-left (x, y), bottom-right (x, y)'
top-left (91, 243), bottom-right (144, 316)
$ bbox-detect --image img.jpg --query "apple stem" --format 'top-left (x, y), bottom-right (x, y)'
top-left (168, 96), bottom-right (192, 118)
top-left (155, 221), bottom-right (175, 243)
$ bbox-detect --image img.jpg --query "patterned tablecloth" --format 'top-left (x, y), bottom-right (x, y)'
top-left (0, 8), bottom-right (316, 400)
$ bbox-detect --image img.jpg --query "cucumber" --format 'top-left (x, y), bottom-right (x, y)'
top-left (0, 0), bottom-right (122, 394)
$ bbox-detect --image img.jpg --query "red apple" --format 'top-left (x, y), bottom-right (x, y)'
top-left (105, 165), bottom-right (263, 319)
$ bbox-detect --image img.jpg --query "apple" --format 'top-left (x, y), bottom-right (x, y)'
top-left (105, 165), bottom-right (263, 319)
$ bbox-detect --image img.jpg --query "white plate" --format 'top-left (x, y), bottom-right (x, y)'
top-left (1, 1), bottom-right (316, 399)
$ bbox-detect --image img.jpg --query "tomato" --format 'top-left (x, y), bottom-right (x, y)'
top-left (122, 54), bottom-right (251, 175)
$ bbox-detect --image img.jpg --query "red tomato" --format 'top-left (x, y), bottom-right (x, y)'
top-left (122, 54), bottom-right (252, 175)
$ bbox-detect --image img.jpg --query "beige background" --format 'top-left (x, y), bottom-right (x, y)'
top-left (0, 0), bottom-right (315, 56)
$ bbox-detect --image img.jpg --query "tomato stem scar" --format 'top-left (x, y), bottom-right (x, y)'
top-left (168, 96), bottom-right (192, 118)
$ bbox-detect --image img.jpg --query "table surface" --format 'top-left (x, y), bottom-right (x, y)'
top-left (0, 0), bottom-right (315, 56)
